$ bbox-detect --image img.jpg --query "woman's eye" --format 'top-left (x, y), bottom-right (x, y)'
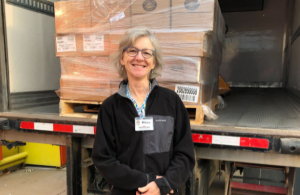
top-left (129, 50), bottom-right (136, 53)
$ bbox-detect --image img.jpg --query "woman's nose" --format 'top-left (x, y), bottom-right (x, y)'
top-left (135, 51), bottom-right (144, 60)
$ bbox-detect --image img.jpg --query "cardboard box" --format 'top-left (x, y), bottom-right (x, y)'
top-left (155, 31), bottom-right (206, 44)
top-left (60, 56), bottom-right (110, 79)
top-left (158, 57), bottom-right (219, 105)
top-left (157, 57), bottom-right (201, 83)
top-left (109, 42), bottom-right (120, 54)
top-left (91, 0), bottom-right (131, 32)
top-left (171, 0), bottom-right (225, 42)
top-left (171, 0), bottom-right (214, 13)
top-left (132, 12), bottom-right (170, 30)
top-left (110, 8), bottom-right (132, 32)
top-left (109, 33), bottom-right (124, 43)
top-left (131, 0), bottom-right (170, 14)
top-left (60, 79), bottom-right (110, 101)
top-left (59, 55), bottom-right (120, 102)
top-left (159, 82), bottom-right (218, 106)
top-left (55, 34), bottom-right (110, 57)
top-left (170, 57), bottom-right (217, 83)
top-left (55, 0), bottom-right (92, 34)
top-left (171, 12), bottom-right (214, 30)
top-left (161, 43), bottom-right (208, 57)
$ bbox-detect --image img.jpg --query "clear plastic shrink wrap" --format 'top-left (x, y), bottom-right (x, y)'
top-left (55, 0), bottom-right (225, 108)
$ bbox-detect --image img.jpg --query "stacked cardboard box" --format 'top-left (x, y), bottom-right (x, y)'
top-left (55, 0), bottom-right (224, 106)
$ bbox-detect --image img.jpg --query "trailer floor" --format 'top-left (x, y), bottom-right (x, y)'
top-left (198, 88), bottom-right (300, 133)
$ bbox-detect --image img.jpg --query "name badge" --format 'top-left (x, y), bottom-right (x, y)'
top-left (135, 117), bottom-right (154, 131)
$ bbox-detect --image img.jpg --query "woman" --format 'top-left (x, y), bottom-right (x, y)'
top-left (92, 27), bottom-right (195, 195)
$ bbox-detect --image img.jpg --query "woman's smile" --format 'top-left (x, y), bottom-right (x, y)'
top-left (132, 64), bottom-right (146, 68)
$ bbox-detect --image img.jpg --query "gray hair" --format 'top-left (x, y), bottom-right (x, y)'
top-left (110, 26), bottom-right (163, 80)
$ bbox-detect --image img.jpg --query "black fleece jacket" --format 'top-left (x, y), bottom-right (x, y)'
top-left (92, 79), bottom-right (195, 195)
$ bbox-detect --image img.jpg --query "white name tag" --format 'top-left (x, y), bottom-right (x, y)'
top-left (135, 117), bottom-right (154, 131)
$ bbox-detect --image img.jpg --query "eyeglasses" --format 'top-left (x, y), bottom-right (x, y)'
top-left (124, 47), bottom-right (155, 59)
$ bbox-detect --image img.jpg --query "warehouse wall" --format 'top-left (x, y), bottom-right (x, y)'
top-left (219, 0), bottom-right (286, 85)
top-left (5, 3), bottom-right (60, 93)
top-left (287, 0), bottom-right (300, 93)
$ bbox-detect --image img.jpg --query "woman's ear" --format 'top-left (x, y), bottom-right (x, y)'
top-left (151, 61), bottom-right (156, 70)
top-left (120, 58), bottom-right (124, 66)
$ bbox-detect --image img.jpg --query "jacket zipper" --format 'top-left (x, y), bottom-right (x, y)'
top-left (125, 98), bottom-right (146, 174)
top-left (124, 85), bottom-right (157, 177)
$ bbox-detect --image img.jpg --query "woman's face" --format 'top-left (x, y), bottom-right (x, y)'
top-left (120, 36), bottom-right (156, 81)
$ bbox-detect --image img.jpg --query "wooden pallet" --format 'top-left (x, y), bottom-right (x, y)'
top-left (186, 105), bottom-right (204, 125)
top-left (59, 98), bottom-right (218, 125)
top-left (59, 100), bottom-right (102, 119)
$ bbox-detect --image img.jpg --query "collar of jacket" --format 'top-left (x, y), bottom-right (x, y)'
top-left (117, 79), bottom-right (159, 98)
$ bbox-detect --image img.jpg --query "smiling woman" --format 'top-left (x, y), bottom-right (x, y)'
top-left (92, 27), bottom-right (195, 195)
top-left (120, 37), bottom-right (156, 82)
top-left (111, 27), bottom-right (163, 81)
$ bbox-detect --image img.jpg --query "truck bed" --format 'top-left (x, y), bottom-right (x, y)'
top-left (193, 88), bottom-right (300, 137)
top-left (206, 88), bottom-right (300, 129)
top-left (1, 88), bottom-right (300, 137)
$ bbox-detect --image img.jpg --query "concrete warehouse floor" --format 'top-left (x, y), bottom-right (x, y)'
top-left (0, 166), bottom-right (67, 195)
top-left (0, 166), bottom-right (224, 195)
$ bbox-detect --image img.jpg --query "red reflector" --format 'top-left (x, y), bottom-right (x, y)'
top-left (240, 137), bottom-right (269, 149)
top-left (53, 124), bottom-right (73, 133)
top-left (192, 134), bottom-right (212, 144)
top-left (20, 121), bottom-right (34, 129)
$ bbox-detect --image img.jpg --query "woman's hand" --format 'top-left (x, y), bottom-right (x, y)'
top-left (136, 181), bottom-right (160, 195)
top-left (136, 176), bottom-right (174, 195)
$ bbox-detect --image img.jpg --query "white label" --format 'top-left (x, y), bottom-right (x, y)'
top-left (34, 123), bottom-right (53, 131)
top-left (175, 85), bottom-right (199, 103)
top-left (110, 12), bottom-right (125, 23)
top-left (212, 135), bottom-right (240, 146)
top-left (135, 117), bottom-right (154, 131)
top-left (203, 35), bottom-right (208, 53)
top-left (56, 36), bottom-right (76, 52)
top-left (83, 35), bottom-right (104, 51)
top-left (73, 125), bottom-right (94, 134)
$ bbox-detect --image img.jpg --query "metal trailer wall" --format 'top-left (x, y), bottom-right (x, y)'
top-left (286, 0), bottom-right (300, 193)
top-left (5, 1), bottom-right (60, 93)
top-left (219, 0), bottom-right (287, 87)
top-left (287, 0), bottom-right (300, 94)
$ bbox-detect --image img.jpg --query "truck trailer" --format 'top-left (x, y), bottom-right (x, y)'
top-left (1, 0), bottom-right (300, 194)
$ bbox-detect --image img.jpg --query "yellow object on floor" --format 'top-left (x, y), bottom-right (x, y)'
top-left (19, 142), bottom-right (62, 167)
top-left (219, 75), bottom-right (230, 95)
top-left (0, 152), bottom-right (28, 171)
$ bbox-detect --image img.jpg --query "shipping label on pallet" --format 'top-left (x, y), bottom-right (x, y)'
top-left (83, 35), bottom-right (104, 51)
top-left (56, 35), bottom-right (76, 52)
top-left (175, 84), bottom-right (199, 103)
